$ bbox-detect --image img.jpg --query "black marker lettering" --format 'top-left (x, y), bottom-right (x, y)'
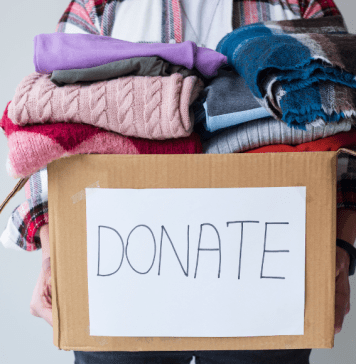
top-left (126, 225), bottom-right (156, 274)
top-left (194, 223), bottom-right (221, 278)
top-left (227, 221), bottom-right (259, 279)
top-left (97, 225), bottom-right (124, 277)
top-left (158, 225), bottom-right (189, 277)
top-left (261, 222), bottom-right (290, 279)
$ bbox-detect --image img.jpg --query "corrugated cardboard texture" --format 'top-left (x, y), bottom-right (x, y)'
top-left (48, 152), bottom-right (337, 351)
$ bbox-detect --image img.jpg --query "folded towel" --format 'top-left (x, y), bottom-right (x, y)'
top-left (217, 15), bottom-right (356, 130)
top-left (1, 102), bottom-right (202, 178)
top-left (202, 116), bottom-right (354, 154)
top-left (8, 73), bottom-right (204, 140)
top-left (34, 33), bottom-right (227, 78)
top-left (202, 68), bottom-right (270, 132)
top-left (51, 56), bottom-right (205, 86)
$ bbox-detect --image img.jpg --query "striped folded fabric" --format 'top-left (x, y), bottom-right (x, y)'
top-left (0, 168), bottom-right (48, 251)
top-left (201, 116), bottom-right (354, 154)
top-left (217, 15), bottom-right (356, 130)
top-left (0, 102), bottom-right (202, 178)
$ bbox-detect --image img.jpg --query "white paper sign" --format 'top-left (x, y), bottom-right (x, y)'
top-left (86, 187), bottom-right (306, 337)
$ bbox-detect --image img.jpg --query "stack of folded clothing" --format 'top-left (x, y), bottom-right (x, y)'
top-left (2, 15), bottom-right (356, 252)
top-left (0, 34), bottom-right (226, 250)
top-left (2, 33), bottom-right (227, 178)
top-left (193, 15), bottom-right (356, 155)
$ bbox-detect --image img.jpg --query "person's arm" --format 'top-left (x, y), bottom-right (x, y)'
top-left (334, 208), bottom-right (355, 334)
top-left (337, 208), bottom-right (356, 246)
top-left (0, 168), bottom-right (48, 252)
top-left (333, 144), bottom-right (356, 337)
top-left (40, 224), bottom-right (50, 262)
top-left (29, 224), bottom-right (52, 326)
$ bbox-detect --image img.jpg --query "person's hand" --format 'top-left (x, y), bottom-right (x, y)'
top-left (335, 246), bottom-right (351, 335)
top-left (30, 257), bottom-right (53, 327)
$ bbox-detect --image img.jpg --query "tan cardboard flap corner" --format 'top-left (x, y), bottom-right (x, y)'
top-left (48, 151), bottom-right (342, 352)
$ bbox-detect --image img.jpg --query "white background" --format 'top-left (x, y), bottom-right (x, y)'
top-left (0, 0), bottom-right (355, 363)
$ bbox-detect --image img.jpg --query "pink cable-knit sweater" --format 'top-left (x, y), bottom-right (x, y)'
top-left (8, 72), bottom-right (204, 140)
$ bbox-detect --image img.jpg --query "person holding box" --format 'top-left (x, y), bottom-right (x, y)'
top-left (3, 0), bottom-right (356, 363)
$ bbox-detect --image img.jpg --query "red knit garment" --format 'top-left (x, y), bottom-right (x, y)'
top-left (0, 102), bottom-right (202, 178)
top-left (245, 128), bottom-right (356, 153)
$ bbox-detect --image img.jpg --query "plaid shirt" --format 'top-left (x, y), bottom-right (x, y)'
top-left (1, 0), bottom-right (355, 251)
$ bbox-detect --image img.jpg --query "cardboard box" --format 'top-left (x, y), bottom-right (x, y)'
top-left (48, 151), bottom-right (346, 351)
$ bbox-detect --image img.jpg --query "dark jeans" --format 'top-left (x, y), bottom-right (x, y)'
top-left (74, 349), bottom-right (312, 364)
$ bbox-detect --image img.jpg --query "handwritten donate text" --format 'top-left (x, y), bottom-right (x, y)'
top-left (97, 221), bottom-right (290, 279)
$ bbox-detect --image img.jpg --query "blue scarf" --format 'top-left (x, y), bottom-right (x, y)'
top-left (216, 15), bottom-right (356, 130)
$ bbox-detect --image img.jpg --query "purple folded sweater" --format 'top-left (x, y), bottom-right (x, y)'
top-left (34, 33), bottom-right (227, 78)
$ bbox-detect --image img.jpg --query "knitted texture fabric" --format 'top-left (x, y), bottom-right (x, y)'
top-left (217, 15), bottom-right (356, 130)
top-left (1, 102), bottom-right (202, 178)
top-left (8, 72), bottom-right (204, 140)
top-left (202, 116), bottom-right (354, 154)
top-left (245, 127), bottom-right (356, 153)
